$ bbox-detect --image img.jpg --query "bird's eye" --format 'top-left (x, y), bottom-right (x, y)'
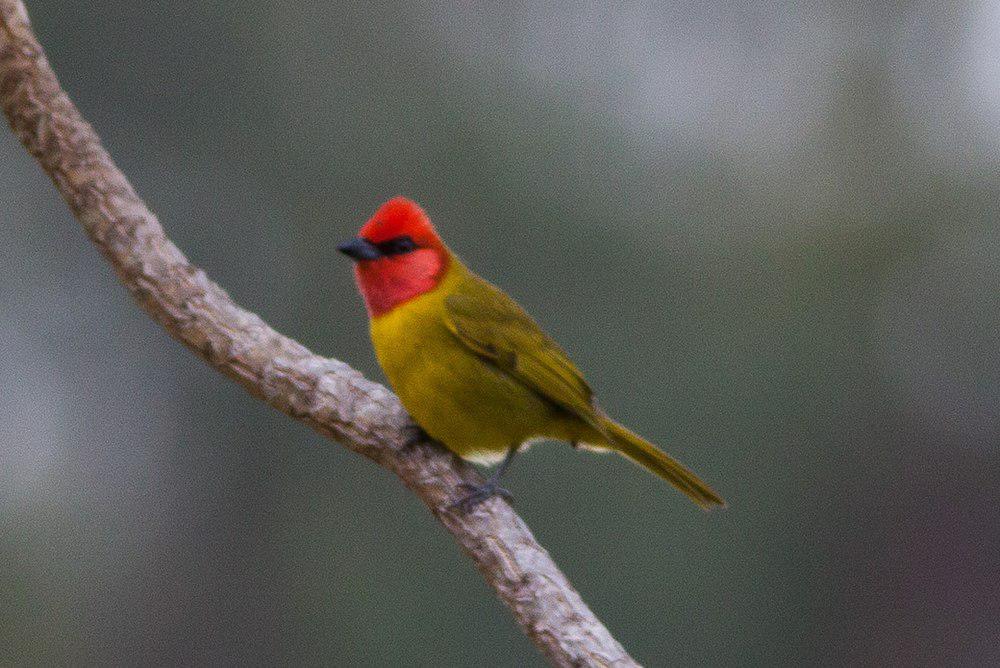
top-left (377, 235), bottom-right (418, 256)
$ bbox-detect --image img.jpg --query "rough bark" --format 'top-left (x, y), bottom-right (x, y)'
top-left (0, 2), bottom-right (638, 666)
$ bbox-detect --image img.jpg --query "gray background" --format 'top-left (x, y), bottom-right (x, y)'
top-left (2, 2), bottom-right (998, 666)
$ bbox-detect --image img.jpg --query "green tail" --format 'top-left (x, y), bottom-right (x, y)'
top-left (602, 418), bottom-right (726, 510)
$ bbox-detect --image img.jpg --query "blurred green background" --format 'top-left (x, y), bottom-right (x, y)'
top-left (2, 2), bottom-right (999, 666)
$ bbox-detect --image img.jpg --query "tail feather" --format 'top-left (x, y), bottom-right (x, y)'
top-left (601, 418), bottom-right (725, 510)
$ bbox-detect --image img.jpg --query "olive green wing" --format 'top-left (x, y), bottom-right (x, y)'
top-left (443, 283), bottom-right (605, 432)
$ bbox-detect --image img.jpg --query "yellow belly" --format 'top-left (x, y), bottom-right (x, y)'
top-left (370, 284), bottom-right (574, 464)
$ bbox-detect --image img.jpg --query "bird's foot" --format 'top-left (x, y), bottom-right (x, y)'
top-left (452, 480), bottom-right (514, 512)
top-left (400, 424), bottom-right (430, 450)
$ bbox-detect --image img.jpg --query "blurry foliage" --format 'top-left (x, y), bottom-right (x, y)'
top-left (2, 1), bottom-right (998, 666)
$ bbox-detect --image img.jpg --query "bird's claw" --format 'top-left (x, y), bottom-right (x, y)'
top-left (400, 424), bottom-right (429, 450)
top-left (452, 480), bottom-right (514, 512)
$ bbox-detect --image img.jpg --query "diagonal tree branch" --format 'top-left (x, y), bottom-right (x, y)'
top-left (0, 2), bottom-right (638, 666)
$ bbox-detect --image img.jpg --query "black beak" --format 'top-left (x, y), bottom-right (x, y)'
top-left (337, 237), bottom-right (382, 261)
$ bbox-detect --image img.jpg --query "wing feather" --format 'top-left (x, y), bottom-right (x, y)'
top-left (443, 285), bottom-right (603, 432)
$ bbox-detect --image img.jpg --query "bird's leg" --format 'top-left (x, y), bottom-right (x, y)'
top-left (454, 445), bottom-right (518, 511)
top-left (570, 440), bottom-right (580, 449)
top-left (400, 423), bottom-right (430, 450)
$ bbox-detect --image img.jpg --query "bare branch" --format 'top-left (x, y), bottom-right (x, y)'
top-left (0, 2), bottom-right (638, 665)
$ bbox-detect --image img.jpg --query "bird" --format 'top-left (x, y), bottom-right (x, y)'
top-left (338, 197), bottom-right (725, 511)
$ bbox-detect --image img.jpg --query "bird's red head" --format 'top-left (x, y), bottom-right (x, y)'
top-left (338, 197), bottom-right (450, 317)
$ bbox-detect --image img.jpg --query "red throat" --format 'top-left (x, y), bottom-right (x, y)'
top-left (352, 197), bottom-right (450, 317)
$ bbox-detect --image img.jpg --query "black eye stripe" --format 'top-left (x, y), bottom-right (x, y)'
top-left (376, 235), bottom-right (418, 256)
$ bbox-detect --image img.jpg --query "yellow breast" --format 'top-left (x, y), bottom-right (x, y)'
top-left (369, 264), bottom-right (567, 463)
